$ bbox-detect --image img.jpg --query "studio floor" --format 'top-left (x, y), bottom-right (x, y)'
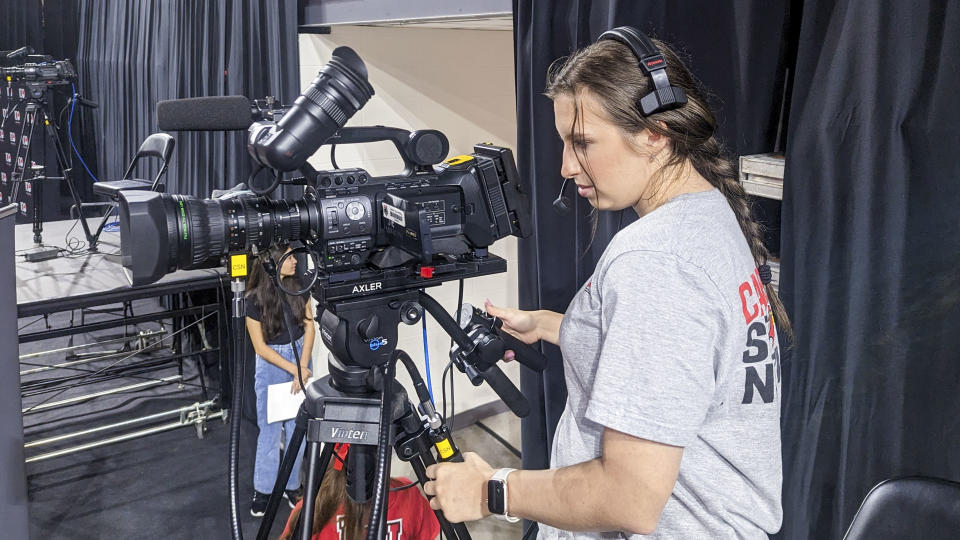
top-left (25, 394), bottom-right (523, 540)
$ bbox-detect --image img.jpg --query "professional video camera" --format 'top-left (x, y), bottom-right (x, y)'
top-left (119, 46), bottom-right (541, 540)
top-left (0, 59), bottom-right (76, 83)
top-left (119, 139), bottom-right (529, 300)
top-left (0, 47), bottom-right (77, 99)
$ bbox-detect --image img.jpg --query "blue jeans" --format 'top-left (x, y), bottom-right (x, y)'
top-left (253, 338), bottom-right (306, 494)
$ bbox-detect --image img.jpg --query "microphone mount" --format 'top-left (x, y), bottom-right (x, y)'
top-left (553, 177), bottom-right (573, 215)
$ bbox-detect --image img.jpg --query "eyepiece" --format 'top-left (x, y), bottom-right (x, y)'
top-left (248, 46), bottom-right (374, 171)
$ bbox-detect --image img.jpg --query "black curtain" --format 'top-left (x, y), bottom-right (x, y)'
top-left (0, 2), bottom-right (42, 49)
top-left (513, 0), bottom-right (794, 485)
top-left (516, 0), bottom-right (960, 538)
top-left (75, 0), bottom-right (300, 198)
top-left (778, 1), bottom-right (960, 538)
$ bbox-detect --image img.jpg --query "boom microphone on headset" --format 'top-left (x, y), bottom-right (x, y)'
top-left (553, 177), bottom-right (573, 215)
top-left (156, 95), bottom-right (259, 131)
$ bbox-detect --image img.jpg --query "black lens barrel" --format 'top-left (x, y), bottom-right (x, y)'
top-left (121, 193), bottom-right (318, 285)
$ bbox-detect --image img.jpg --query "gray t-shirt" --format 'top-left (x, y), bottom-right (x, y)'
top-left (539, 189), bottom-right (782, 539)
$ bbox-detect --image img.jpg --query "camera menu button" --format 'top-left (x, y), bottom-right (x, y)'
top-left (346, 202), bottom-right (365, 220)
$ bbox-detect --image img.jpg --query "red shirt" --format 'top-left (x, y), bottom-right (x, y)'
top-left (282, 478), bottom-right (440, 540)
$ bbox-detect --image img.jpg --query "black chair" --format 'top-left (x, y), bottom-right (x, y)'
top-left (843, 476), bottom-right (960, 540)
top-left (88, 132), bottom-right (175, 244)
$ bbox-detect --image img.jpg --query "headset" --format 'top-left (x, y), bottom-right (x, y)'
top-left (597, 26), bottom-right (687, 116)
top-left (554, 26), bottom-right (688, 215)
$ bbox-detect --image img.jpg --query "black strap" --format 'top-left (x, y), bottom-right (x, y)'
top-left (758, 263), bottom-right (773, 285)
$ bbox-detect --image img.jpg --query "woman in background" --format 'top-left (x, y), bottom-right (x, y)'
top-left (246, 244), bottom-right (314, 517)
top-left (280, 443), bottom-right (440, 540)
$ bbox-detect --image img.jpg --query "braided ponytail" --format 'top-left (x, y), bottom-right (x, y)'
top-left (692, 138), bottom-right (793, 342)
top-left (546, 36), bottom-right (793, 342)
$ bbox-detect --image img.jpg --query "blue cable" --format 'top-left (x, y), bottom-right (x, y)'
top-left (421, 308), bottom-right (435, 403)
top-left (68, 83), bottom-right (99, 183)
top-left (69, 83), bottom-right (116, 230)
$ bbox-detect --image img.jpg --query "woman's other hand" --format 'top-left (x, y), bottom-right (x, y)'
top-left (290, 367), bottom-right (311, 394)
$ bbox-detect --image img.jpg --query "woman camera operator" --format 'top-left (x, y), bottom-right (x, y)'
top-left (423, 28), bottom-right (791, 538)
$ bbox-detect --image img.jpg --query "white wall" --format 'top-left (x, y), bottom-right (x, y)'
top-left (299, 25), bottom-right (519, 419)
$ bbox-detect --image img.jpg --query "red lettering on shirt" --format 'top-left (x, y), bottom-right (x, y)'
top-left (739, 281), bottom-right (758, 324)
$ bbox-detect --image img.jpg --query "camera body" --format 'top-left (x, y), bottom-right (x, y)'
top-left (118, 140), bottom-right (531, 290)
top-left (310, 143), bottom-right (527, 272)
top-left (0, 59), bottom-right (76, 98)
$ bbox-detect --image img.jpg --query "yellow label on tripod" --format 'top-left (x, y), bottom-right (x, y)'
top-left (230, 254), bottom-right (247, 277)
top-left (435, 439), bottom-right (454, 459)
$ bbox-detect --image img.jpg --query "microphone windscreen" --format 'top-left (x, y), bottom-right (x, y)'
top-left (157, 96), bottom-right (252, 131)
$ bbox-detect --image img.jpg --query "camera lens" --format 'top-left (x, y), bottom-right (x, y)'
top-left (119, 192), bottom-right (319, 286)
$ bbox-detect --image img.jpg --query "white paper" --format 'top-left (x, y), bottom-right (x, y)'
top-left (266, 378), bottom-right (314, 424)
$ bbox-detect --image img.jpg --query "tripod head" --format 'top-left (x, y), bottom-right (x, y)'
top-left (311, 252), bottom-right (545, 417)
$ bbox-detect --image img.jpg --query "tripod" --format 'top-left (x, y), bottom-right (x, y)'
top-left (256, 287), bottom-right (481, 540)
top-left (7, 84), bottom-right (98, 248)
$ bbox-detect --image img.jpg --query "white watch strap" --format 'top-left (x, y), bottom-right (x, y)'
top-left (492, 468), bottom-right (520, 522)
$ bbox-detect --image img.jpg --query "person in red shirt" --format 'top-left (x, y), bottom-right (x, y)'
top-left (280, 444), bottom-right (440, 540)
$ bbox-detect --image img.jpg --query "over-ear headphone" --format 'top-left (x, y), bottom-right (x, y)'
top-left (597, 26), bottom-right (687, 116)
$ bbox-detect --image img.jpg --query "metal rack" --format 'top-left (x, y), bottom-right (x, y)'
top-left (15, 220), bottom-right (231, 463)
top-left (739, 153), bottom-right (784, 291)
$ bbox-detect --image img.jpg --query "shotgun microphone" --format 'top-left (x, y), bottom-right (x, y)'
top-left (553, 177), bottom-right (573, 215)
top-left (156, 96), bottom-right (256, 131)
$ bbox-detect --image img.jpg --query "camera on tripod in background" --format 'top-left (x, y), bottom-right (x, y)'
top-left (0, 46), bottom-right (77, 99)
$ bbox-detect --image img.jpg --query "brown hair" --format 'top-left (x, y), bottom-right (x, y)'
top-left (245, 244), bottom-right (311, 342)
top-left (545, 37), bottom-right (792, 341)
top-left (279, 464), bottom-right (409, 540)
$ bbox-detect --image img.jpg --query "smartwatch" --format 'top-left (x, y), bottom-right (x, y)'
top-left (487, 468), bottom-right (520, 522)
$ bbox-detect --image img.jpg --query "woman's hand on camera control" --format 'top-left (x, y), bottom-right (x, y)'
top-left (423, 451), bottom-right (495, 523)
top-left (485, 300), bottom-right (540, 345)
top-left (485, 300), bottom-right (564, 348)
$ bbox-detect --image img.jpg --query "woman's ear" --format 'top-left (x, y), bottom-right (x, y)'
top-left (638, 121), bottom-right (670, 157)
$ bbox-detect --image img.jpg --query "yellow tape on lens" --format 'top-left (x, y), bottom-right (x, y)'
top-left (435, 439), bottom-right (454, 459)
top-left (230, 254), bottom-right (247, 277)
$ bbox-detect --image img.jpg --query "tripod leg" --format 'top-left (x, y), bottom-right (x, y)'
top-left (294, 440), bottom-right (333, 540)
top-left (90, 204), bottom-right (114, 245)
top-left (40, 106), bottom-right (97, 248)
top-left (256, 415), bottom-right (307, 540)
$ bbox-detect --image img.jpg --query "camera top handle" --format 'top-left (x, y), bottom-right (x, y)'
top-left (323, 126), bottom-right (450, 176)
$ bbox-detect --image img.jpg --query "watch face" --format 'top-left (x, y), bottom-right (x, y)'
top-left (487, 480), bottom-right (507, 515)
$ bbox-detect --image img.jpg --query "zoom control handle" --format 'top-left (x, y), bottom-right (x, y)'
top-left (457, 303), bottom-right (548, 372)
top-left (416, 292), bottom-right (530, 418)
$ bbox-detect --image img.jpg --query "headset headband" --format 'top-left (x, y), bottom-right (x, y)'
top-left (597, 26), bottom-right (687, 116)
